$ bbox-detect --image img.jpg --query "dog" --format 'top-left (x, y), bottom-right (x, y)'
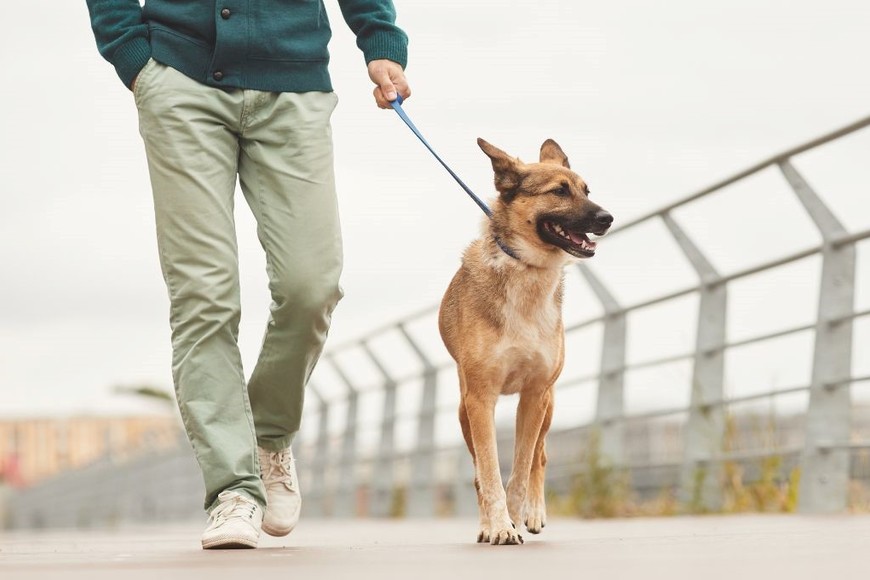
top-left (438, 138), bottom-right (613, 545)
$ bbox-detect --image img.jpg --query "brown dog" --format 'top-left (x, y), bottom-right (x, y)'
top-left (439, 138), bottom-right (612, 545)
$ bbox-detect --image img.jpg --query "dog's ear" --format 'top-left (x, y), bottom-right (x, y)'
top-left (539, 139), bottom-right (570, 168)
top-left (478, 138), bottom-right (523, 201)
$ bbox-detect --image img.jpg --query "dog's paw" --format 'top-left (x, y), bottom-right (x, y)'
top-left (490, 525), bottom-right (523, 546)
top-left (524, 498), bottom-right (547, 534)
top-left (476, 526), bottom-right (491, 543)
top-left (524, 512), bottom-right (546, 534)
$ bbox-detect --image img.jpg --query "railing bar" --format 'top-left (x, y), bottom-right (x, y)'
top-left (614, 385), bottom-right (813, 423)
top-left (584, 246), bottom-right (818, 322)
top-left (607, 115), bottom-right (870, 234)
top-left (619, 406), bottom-right (689, 422)
top-left (326, 304), bottom-right (439, 354)
top-left (571, 246), bottom-right (820, 324)
top-left (625, 286), bottom-right (701, 312)
top-left (564, 316), bottom-right (606, 333)
top-left (724, 324), bottom-right (816, 350)
top-left (557, 373), bottom-right (602, 389)
top-left (627, 352), bottom-right (694, 371)
top-left (614, 460), bottom-right (689, 471)
top-left (560, 326), bottom-right (817, 387)
top-left (618, 448), bottom-right (805, 471)
top-left (386, 361), bottom-right (454, 389)
top-left (831, 226), bottom-right (870, 248)
top-left (717, 245), bottom-right (822, 285)
top-left (615, 325), bottom-right (817, 375)
top-left (722, 384), bottom-right (811, 406)
top-left (715, 447), bottom-right (803, 463)
top-left (830, 308), bottom-right (870, 325)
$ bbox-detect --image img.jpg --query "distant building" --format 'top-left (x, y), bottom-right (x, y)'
top-left (0, 415), bottom-right (181, 487)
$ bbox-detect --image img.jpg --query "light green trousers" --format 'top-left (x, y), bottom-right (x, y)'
top-left (135, 59), bottom-right (343, 511)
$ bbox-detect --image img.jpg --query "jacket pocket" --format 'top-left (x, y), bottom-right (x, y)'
top-left (247, 0), bottom-right (331, 62)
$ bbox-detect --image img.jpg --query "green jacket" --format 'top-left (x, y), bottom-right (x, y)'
top-left (86, 0), bottom-right (408, 92)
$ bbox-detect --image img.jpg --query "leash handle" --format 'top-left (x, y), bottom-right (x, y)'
top-left (389, 96), bottom-right (493, 218)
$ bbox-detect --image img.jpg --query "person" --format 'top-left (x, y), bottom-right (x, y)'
top-left (85, 0), bottom-right (410, 549)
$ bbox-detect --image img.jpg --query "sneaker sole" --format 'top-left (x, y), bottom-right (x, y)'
top-left (202, 536), bottom-right (259, 550)
top-left (261, 520), bottom-right (298, 537)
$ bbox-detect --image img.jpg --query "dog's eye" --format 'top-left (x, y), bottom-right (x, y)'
top-left (554, 185), bottom-right (571, 197)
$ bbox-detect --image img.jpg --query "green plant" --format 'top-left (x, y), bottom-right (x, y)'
top-left (557, 431), bottom-right (632, 518)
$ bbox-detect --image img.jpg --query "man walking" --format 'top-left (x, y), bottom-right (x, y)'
top-left (85, 0), bottom-right (410, 549)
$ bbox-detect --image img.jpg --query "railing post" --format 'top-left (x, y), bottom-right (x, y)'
top-left (577, 264), bottom-right (626, 466)
top-left (779, 160), bottom-right (855, 513)
top-left (397, 324), bottom-right (439, 517)
top-left (328, 356), bottom-right (360, 517)
top-left (305, 382), bottom-right (331, 517)
top-left (361, 341), bottom-right (399, 517)
top-left (662, 213), bottom-right (727, 511)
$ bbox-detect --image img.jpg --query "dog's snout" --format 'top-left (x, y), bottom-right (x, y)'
top-left (594, 210), bottom-right (613, 227)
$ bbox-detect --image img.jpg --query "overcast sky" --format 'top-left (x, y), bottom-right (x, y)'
top-left (1, 1), bottom-right (869, 424)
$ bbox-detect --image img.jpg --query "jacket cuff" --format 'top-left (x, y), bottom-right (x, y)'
top-left (360, 31), bottom-right (408, 70)
top-left (112, 36), bottom-right (152, 89)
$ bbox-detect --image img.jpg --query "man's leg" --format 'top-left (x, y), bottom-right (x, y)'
top-left (136, 61), bottom-right (266, 512)
top-left (237, 90), bottom-right (343, 450)
top-left (239, 91), bottom-right (342, 451)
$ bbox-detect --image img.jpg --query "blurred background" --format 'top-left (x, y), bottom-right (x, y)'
top-left (1, 1), bottom-right (869, 527)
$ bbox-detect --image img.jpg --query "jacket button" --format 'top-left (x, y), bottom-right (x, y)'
top-left (220, 8), bottom-right (231, 19)
top-left (213, 71), bottom-right (224, 81)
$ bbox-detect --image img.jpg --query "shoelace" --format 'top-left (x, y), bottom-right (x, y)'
top-left (210, 495), bottom-right (257, 526)
top-left (261, 450), bottom-right (296, 491)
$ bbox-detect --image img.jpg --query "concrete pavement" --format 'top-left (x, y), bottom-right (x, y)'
top-left (2, 515), bottom-right (869, 580)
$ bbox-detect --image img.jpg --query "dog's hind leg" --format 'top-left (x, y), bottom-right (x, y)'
top-left (459, 396), bottom-right (489, 542)
top-left (524, 388), bottom-right (553, 534)
top-left (506, 387), bottom-right (552, 531)
top-left (465, 387), bottom-right (522, 545)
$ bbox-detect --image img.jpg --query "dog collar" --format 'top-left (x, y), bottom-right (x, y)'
top-left (494, 236), bottom-right (520, 261)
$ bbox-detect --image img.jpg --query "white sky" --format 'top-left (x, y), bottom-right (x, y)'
top-left (1, 1), bottom-right (869, 423)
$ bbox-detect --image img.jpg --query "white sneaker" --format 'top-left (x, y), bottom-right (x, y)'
top-left (201, 490), bottom-right (262, 550)
top-left (258, 446), bottom-right (302, 537)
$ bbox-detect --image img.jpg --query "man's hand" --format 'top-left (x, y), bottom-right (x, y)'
top-left (367, 59), bottom-right (411, 109)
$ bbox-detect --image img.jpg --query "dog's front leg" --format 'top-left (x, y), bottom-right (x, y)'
top-left (506, 388), bottom-right (552, 530)
top-left (459, 397), bottom-right (490, 541)
top-left (465, 389), bottom-right (523, 545)
top-left (524, 388), bottom-right (553, 533)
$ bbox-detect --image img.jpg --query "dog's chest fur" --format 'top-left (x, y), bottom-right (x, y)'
top-left (488, 254), bottom-right (564, 395)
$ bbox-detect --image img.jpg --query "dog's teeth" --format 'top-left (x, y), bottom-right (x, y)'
top-left (553, 224), bottom-right (571, 240)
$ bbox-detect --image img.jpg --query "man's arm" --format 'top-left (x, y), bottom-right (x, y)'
top-left (337, 0), bottom-right (410, 108)
top-left (85, 0), bottom-right (151, 89)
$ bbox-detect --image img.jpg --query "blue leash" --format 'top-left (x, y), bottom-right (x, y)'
top-left (389, 96), bottom-right (493, 218)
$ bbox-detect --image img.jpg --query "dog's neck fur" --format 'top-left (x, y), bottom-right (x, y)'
top-left (473, 219), bottom-right (567, 328)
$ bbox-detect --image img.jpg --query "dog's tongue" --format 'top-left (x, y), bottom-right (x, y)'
top-left (568, 230), bottom-right (597, 250)
top-left (568, 231), bottom-right (584, 245)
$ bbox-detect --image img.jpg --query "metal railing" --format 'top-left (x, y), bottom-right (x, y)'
top-left (296, 114), bottom-right (870, 516)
